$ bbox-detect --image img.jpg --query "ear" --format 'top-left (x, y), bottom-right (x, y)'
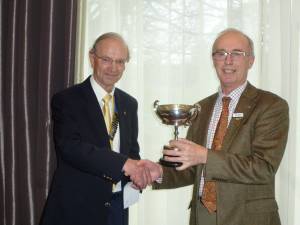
top-left (248, 56), bottom-right (255, 68)
top-left (89, 52), bottom-right (95, 68)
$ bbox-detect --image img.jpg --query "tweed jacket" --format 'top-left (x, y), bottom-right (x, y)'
top-left (154, 83), bottom-right (289, 225)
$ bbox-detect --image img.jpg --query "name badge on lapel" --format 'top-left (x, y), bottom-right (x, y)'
top-left (232, 112), bottom-right (244, 120)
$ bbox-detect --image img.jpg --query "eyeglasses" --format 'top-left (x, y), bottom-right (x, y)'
top-left (212, 50), bottom-right (251, 61)
top-left (92, 52), bottom-right (127, 67)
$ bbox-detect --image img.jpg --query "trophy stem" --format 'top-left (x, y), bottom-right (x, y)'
top-left (174, 125), bottom-right (179, 140)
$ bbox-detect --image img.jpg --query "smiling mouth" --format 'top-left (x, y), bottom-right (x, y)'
top-left (105, 73), bottom-right (119, 77)
top-left (223, 68), bottom-right (236, 74)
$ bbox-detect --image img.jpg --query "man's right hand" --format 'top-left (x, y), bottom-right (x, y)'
top-left (123, 159), bottom-right (152, 190)
top-left (138, 160), bottom-right (162, 182)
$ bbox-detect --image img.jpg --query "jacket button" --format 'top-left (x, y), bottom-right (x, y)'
top-left (104, 202), bottom-right (111, 208)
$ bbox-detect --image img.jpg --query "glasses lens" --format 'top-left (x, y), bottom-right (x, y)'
top-left (230, 51), bottom-right (245, 59)
top-left (213, 51), bottom-right (226, 60)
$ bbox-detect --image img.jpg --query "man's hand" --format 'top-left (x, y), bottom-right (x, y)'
top-left (138, 160), bottom-right (162, 182)
top-left (122, 159), bottom-right (152, 189)
top-left (163, 138), bottom-right (208, 170)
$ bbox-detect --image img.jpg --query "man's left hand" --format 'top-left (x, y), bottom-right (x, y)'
top-left (163, 138), bottom-right (208, 170)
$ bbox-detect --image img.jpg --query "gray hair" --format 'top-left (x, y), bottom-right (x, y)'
top-left (212, 28), bottom-right (254, 56)
top-left (90, 32), bottom-right (130, 61)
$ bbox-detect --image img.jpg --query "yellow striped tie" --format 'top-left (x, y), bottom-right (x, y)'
top-left (102, 94), bottom-right (114, 146)
top-left (102, 94), bottom-right (116, 190)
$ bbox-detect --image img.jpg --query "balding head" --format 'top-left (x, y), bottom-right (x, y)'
top-left (212, 28), bottom-right (254, 56)
top-left (90, 32), bottom-right (130, 62)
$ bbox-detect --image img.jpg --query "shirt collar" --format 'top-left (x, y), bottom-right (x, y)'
top-left (218, 81), bottom-right (247, 100)
top-left (90, 76), bottom-right (115, 105)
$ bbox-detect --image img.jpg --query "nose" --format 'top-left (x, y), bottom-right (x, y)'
top-left (224, 54), bottom-right (233, 65)
top-left (110, 61), bottom-right (118, 72)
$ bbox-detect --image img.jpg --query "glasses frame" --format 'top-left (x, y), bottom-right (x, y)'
top-left (212, 50), bottom-right (251, 61)
top-left (91, 50), bottom-right (127, 67)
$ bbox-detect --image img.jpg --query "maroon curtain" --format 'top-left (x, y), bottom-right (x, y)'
top-left (0, 0), bottom-right (78, 224)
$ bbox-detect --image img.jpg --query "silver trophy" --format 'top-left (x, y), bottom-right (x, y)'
top-left (153, 100), bottom-right (201, 167)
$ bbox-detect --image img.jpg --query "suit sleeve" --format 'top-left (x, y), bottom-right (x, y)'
top-left (52, 93), bottom-right (127, 183)
top-left (152, 166), bottom-right (196, 190)
top-left (204, 96), bottom-right (289, 185)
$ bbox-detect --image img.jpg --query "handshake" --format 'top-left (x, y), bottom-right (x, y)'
top-left (123, 159), bottom-right (163, 190)
top-left (122, 138), bottom-right (208, 189)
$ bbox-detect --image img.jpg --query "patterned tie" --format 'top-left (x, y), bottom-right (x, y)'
top-left (102, 94), bottom-right (116, 190)
top-left (201, 97), bottom-right (231, 213)
top-left (102, 94), bottom-right (114, 144)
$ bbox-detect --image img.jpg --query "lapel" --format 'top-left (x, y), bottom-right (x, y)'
top-left (197, 94), bottom-right (218, 147)
top-left (222, 83), bottom-right (260, 152)
top-left (194, 94), bottom-right (218, 179)
top-left (79, 77), bottom-right (110, 147)
top-left (114, 89), bottom-right (127, 154)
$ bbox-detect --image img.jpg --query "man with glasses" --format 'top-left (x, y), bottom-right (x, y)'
top-left (150, 28), bottom-right (289, 225)
top-left (40, 32), bottom-right (158, 225)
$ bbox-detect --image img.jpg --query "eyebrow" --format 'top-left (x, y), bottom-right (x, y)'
top-left (214, 48), bottom-right (246, 52)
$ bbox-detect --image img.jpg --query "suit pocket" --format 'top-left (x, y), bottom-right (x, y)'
top-left (240, 198), bottom-right (280, 225)
top-left (246, 198), bottom-right (278, 213)
top-left (243, 199), bottom-right (280, 225)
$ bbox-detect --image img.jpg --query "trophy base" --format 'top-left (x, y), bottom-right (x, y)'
top-left (159, 145), bottom-right (183, 167)
top-left (159, 158), bottom-right (182, 168)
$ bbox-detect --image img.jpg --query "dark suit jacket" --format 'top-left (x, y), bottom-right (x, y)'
top-left (154, 83), bottom-right (289, 225)
top-left (40, 77), bottom-right (140, 225)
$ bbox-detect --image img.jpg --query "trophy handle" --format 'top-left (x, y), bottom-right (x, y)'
top-left (153, 100), bottom-right (160, 112)
top-left (194, 102), bottom-right (201, 113)
top-left (185, 103), bottom-right (201, 126)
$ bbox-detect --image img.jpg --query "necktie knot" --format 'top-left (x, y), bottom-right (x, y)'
top-left (222, 96), bottom-right (231, 107)
top-left (102, 94), bottom-right (112, 104)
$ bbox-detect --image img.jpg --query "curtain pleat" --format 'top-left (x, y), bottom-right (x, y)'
top-left (0, 0), bottom-right (78, 224)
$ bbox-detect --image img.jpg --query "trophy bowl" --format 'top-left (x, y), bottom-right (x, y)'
top-left (153, 100), bottom-right (201, 167)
